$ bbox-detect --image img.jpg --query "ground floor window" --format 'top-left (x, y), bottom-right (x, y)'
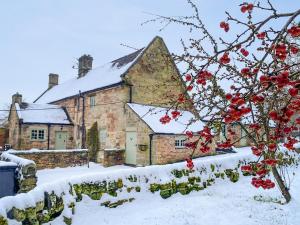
top-left (31, 129), bottom-right (45, 140)
top-left (175, 136), bottom-right (186, 148)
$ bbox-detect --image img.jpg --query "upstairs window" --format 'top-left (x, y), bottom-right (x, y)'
top-left (90, 96), bottom-right (96, 108)
top-left (175, 136), bottom-right (186, 149)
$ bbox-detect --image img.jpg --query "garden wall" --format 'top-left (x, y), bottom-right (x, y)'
top-left (4, 149), bottom-right (88, 170)
top-left (0, 149), bottom-right (254, 225)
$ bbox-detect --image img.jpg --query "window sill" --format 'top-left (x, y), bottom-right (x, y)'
top-left (30, 139), bottom-right (46, 142)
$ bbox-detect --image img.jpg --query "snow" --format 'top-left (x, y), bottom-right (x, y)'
top-left (127, 103), bottom-right (205, 134)
top-left (1, 147), bottom-right (300, 225)
top-left (0, 152), bottom-right (34, 167)
top-left (0, 161), bottom-right (17, 167)
top-left (7, 149), bottom-right (88, 154)
top-left (0, 147), bottom-right (253, 216)
top-left (15, 103), bottom-right (71, 124)
top-left (64, 170), bottom-right (300, 225)
top-left (36, 162), bottom-right (131, 186)
top-left (35, 49), bottom-right (144, 104)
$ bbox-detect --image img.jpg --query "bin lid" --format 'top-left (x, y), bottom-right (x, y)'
top-left (0, 161), bottom-right (17, 169)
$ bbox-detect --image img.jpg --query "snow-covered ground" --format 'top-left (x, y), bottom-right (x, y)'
top-left (33, 148), bottom-right (300, 225)
top-left (37, 163), bottom-right (131, 186)
top-left (48, 166), bottom-right (300, 225)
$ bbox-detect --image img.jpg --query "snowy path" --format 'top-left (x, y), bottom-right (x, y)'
top-left (49, 167), bottom-right (300, 225)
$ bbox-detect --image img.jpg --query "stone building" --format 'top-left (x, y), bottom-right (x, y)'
top-left (9, 36), bottom-right (214, 166)
top-left (8, 93), bottom-right (74, 150)
top-left (0, 113), bottom-right (8, 149)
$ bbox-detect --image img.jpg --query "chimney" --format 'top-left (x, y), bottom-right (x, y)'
top-left (12, 93), bottom-right (22, 105)
top-left (78, 54), bottom-right (93, 78)
top-left (48, 73), bottom-right (59, 89)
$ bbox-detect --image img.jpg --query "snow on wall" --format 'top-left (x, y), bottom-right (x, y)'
top-left (127, 103), bottom-right (205, 134)
top-left (7, 149), bottom-right (88, 154)
top-left (0, 152), bottom-right (34, 167)
top-left (0, 148), bottom-right (254, 217)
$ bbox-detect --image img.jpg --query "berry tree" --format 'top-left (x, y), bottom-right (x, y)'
top-left (147, 1), bottom-right (300, 203)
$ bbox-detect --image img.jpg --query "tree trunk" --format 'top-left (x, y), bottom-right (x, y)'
top-left (272, 167), bottom-right (291, 203)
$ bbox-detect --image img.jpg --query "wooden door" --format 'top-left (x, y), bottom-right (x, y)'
top-left (55, 131), bottom-right (68, 150)
top-left (125, 132), bottom-right (137, 165)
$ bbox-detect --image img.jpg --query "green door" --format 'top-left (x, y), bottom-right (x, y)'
top-left (125, 132), bottom-right (137, 165)
top-left (55, 131), bottom-right (68, 150)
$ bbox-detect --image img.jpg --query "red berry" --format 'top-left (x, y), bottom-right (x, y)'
top-left (289, 88), bottom-right (298, 97)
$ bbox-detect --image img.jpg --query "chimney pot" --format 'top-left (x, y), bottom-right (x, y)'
top-left (48, 73), bottom-right (59, 89)
top-left (12, 93), bottom-right (22, 105)
top-left (78, 54), bottom-right (93, 78)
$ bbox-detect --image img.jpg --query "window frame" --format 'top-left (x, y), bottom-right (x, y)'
top-left (175, 136), bottom-right (186, 149)
top-left (31, 129), bottom-right (45, 141)
top-left (90, 96), bottom-right (96, 108)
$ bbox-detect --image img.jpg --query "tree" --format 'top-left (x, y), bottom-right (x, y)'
top-left (147, 1), bottom-right (300, 203)
top-left (87, 122), bottom-right (99, 162)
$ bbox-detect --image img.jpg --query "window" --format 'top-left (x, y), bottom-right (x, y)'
top-left (38, 130), bottom-right (45, 140)
top-left (31, 130), bottom-right (38, 140)
top-left (31, 129), bottom-right (45, 140)
top-left (175, 136), bottom-right (186, 148)
top-left (99, 129), bottom-right (107, 143)
top-left (90, 96), bottom-right (96, 108)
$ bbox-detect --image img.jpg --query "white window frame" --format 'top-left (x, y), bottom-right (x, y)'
top-left (90, 96), bottom-right (96, 108)
top-left (31, 129), bottom-right (45, 141)
top-left (175, 136), bottom-right (186, 149)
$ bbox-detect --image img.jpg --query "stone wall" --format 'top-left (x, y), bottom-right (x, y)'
top-left (0, 128), bottom-right (8, 148)
top-left (55, 86), bottom-right (130, 156)
top-left (8, 149), bottom-right (88, 170)
top-left (0, 151), bottom-right (253, 225)
top-left (152, 135), bottom-right (216, 165)
top-left (124, 36), bottom-right (194, 111)
top-left (125, 105), bottom-right (153, 166)
top-left (103, 149), bottom-right (125, 167)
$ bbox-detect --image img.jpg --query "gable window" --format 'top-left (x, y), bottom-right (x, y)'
top-left (175, 136), bottom-right (186, 149)
top-left (31, 129), bottom-right (45, 140)
top-left (90, 96), bottom-right (96, 108)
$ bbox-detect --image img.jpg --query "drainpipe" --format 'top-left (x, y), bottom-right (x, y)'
top-left (47, 124), bottom-right (51, 150)
top-left (149, 134), bottom-right (153, 165)
top-left (129, 84), bottom-right (133, 103)
top-left (79, 91), bottom-right (86, 149)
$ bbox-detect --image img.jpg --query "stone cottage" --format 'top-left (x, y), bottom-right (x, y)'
top-left (9, 36), bottom-right (213, 166)
top-left (8, 93), bottom-right (74, 150)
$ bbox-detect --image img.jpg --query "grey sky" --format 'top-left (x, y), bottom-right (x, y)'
top-left (0, 0), bottom-right (298, 110)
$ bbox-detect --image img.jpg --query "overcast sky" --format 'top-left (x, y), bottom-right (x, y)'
top-left (0, 0), bottom-right (298, 110)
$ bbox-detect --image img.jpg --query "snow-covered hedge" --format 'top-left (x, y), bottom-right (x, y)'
top-left (0, 149), bottom-right (254, 225)
top-left (0, 152), bottom-right (37, 193)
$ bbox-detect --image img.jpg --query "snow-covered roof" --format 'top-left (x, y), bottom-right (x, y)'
top-left (35, 48), bottom-right (144, 104)
top-left (127, 103), bottom-right (205, 134)
top-left (15, 103), bottom-right (72, 125)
